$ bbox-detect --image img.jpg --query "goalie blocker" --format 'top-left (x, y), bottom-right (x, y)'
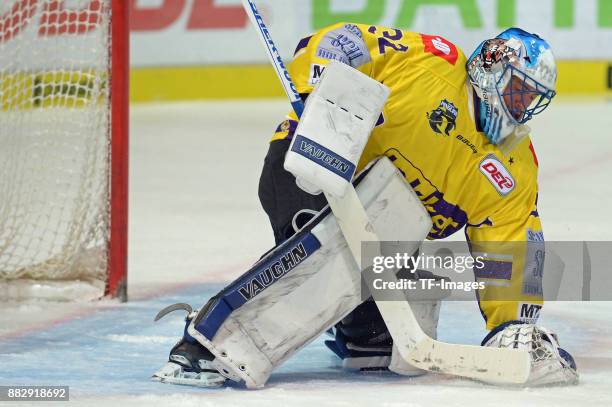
top-left (284, 60), bottom-right (390, 197)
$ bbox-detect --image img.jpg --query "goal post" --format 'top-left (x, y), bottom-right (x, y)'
top-left (108, 0), bottom-right (129, 302)
top-left (0, 0), bottom-right (129, 302)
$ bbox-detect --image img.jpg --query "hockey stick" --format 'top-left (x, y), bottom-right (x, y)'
top-left (242, 0), bottom-right (531, 384)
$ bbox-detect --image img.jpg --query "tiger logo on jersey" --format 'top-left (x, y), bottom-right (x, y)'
top-left (427, 99), bottom-right (458, 136)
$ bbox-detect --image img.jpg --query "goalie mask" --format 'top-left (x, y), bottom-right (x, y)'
top-left (467, 28), bottom-right (557, 152)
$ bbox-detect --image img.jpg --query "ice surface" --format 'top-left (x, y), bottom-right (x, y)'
top-left (1, 98), bottom-right (611, 406)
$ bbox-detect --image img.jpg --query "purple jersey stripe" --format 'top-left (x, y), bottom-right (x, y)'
top-left (294, 35), bottom-right (313, 56)
top-left (475, 259), bottom-right (513, 280)
top-left (274, 120), bottom-right (298, 140)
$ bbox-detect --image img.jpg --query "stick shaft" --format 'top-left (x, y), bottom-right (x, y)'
top-left (242, 0), bottom-right (304, 118)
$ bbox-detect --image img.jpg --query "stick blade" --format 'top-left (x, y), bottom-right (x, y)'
top-left (404, 338), bottom-right (531, 384)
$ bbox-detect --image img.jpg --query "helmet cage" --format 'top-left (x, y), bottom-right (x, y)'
top-left (496, 63), bottom-right (556, 125)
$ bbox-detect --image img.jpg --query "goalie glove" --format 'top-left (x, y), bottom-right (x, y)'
top-left (482, 321), bottom-right (578, 386)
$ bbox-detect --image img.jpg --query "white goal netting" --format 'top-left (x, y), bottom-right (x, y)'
top-left (0, 0), bottom-right (114, 300)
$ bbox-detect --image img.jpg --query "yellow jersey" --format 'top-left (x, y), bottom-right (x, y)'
top-left (271, 23), bottom-right (544, 329)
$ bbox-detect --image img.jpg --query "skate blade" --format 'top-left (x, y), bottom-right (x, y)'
top-left (152, 362), bottom-right (226, 388)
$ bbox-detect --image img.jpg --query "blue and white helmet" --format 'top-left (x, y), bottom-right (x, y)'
top-left (467, 28), bottom-right (557, 146)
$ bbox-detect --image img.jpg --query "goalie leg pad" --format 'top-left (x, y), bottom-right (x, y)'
top-left (327, 272), bottom-right (446, 375)
top-left (187, 157), bottom-right (432, 388)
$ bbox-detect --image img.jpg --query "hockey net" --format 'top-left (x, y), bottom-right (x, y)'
top-left (0, 0), bottom-right (128, 301)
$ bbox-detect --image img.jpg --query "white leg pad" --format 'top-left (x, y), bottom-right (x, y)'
top-left (188, 157), bottom-right (432, 388)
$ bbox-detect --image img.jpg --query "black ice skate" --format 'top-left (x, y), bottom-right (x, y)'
top-left (152, 303), bottom-right (230, 388)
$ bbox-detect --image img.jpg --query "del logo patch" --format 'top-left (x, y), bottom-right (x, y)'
top-left (421, 34), bottom-right (459, 65)
top-left (479, 155), bottom-right (515, 196)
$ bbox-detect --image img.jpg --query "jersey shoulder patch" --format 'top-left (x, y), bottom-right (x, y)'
top-left (420, 34), bottom-right (459, 65)
top-left (315, 23), bottom-right (372, 68)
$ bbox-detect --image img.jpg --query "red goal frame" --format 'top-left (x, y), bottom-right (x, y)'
top-left (107, 0), bottom-right (129, 301)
